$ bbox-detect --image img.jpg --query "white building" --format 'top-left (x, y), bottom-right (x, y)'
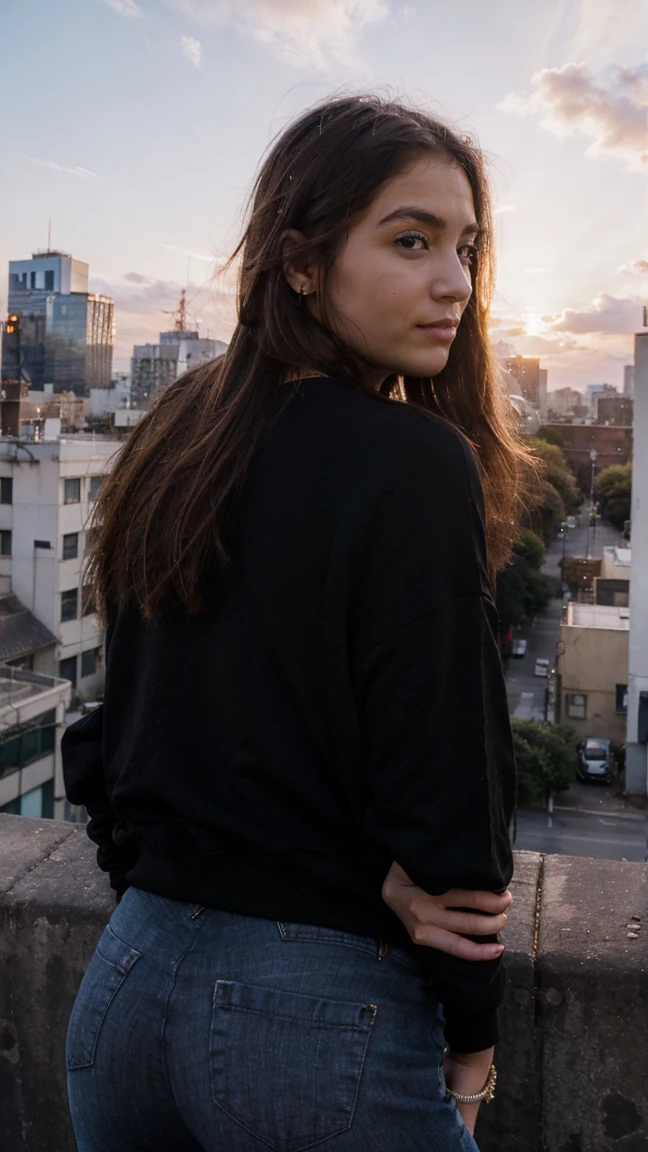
top-left (626, 332), bottom-right (648, 793)
top-left (0, 665), bottom-right (71, 820)
top-left (0, 434), bottom-right (119, 699)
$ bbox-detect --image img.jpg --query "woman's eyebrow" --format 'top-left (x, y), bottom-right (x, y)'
top-left (377, 207), bottom-right (480, 238)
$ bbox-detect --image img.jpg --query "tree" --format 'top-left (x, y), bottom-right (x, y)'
top-left (536, 425), bottom-right (565, 450)
top-left (511, 719), bottom-right (577, 799)
top-left (595, 462), bottom-right (632, 530)
top-left (496, 528), bottom-right (554, 632)
top-left (514, 528), bottom-right (546, 570)
top-left (528, 438), bottom-right (581, 514)
top-left (526, 477), bottom-right (566, 544)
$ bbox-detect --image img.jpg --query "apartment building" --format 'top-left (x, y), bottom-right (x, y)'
top-left (558, 602), bottom-right (629, 743)
top-left (0, 435), bottom-right (118, 696)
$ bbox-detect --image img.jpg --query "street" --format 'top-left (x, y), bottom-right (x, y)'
top-left (514, 779), bottom-right (646, 861)
top-left (505, 514), bottom-right (624, 723)
top-left (506, 511), bottom-right (646, 861)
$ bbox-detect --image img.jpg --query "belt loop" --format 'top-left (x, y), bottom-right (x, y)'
top-left (377, 939), bottom-right (389, 960)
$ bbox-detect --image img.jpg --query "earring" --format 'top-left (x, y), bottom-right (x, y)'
top-left (299, 285), bottom-right (307, 302)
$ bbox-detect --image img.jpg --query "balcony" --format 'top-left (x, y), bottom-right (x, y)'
top-left (1, 814), bottom-right (646, 1152)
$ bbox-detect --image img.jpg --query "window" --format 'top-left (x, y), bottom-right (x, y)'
top-left (61, 588), bottom-right (78, 622)
top-left (0, 531), bottom-right (11, 557)
top-left (0, 780), bottom-right (54, 819)
top-left (616, 684), bottom-right (629, 714)
top-left (1, 477), bottom-right (13, 504)
top-left (0, 712), bottom-right (57, 779)
top-left (44, 270), bottom-right (54, 291)
top-left (30, 271), bottom-right (36, 289)
top-left (82, 586), bottom-right (96, 616)
top-left (89, 475), bottom-right (104, 502)
top-left (566, 693), bottom-right (587, 720)
top-left (81, 647), bottom-right (98, 678)
top-left (62, 532), bottom-right (79, 560)
top-left (64, 478), bottom-right (81, 505)
top-left (59, 655), bottom-right (78, 687)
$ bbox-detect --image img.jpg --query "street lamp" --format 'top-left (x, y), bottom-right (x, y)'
top-left (585, 448), bottom-right (597, 559)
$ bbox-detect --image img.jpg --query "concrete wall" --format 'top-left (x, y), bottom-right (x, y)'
top-left (1, 815), bottom-right (647, 1152)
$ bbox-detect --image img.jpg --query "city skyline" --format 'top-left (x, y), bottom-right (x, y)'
top-left (1, 0), bottom-right (646, 391)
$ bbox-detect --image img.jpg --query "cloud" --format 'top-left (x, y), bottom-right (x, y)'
top-left (494, 204), bottom-right (517, 215)
top-left (23, 156), bottom-right (102, 179)
top-left (617, 259), bottom-right (648, 275)
top-left (164, 0), bottom-right (389, 68)
top-left (498, 61), bottom-right (648, 171)
top-left (95, 272), bottom-right (236, 369)
top-left (104, 0), bottom-right (144, 16)
top-left (544, 293), bottom-right (642, 335)
top-left (159, 243), bottom-right (219, 262)
top-left (180, 34), bottom-right (202, 67)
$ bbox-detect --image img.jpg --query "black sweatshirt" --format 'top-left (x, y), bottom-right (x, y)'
top-left (63, 377), bottom-right (516, 1053)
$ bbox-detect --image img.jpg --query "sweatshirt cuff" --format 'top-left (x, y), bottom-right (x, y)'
top-left (442, 1005), bottom-right (500, 1054)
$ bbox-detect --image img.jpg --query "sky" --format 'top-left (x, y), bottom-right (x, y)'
top-left (1, 0), bottom-right (646, 392)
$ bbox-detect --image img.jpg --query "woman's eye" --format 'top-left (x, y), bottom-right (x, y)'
top-left (396, 231), bottom-right (428, 251)
top-left (458, 243), bottom-right (479, 266)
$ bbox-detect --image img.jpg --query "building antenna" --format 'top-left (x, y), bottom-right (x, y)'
top-left (47, 218), bottom-right (52, 252)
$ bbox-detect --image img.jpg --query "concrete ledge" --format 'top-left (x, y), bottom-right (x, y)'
top-left (0, 814), bottom-right (646, 1152)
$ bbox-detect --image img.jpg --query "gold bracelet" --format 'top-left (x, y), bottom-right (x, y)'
top-left (444, 1062), bottom-right (497, 1105)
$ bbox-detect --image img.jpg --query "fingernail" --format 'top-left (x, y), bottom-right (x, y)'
top-left (495, 945), bottom-right (505, 954)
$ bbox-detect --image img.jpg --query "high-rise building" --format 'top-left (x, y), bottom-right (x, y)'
top-left (3, 251), bottom-right (114, 396)
top-left (624, 364), bottom-right (635, 398)
top-left (594, 394), bottom-right (634, 426)
top-left (131, 328), bottom-right (227, 407)
top-left (546, 387), bottom-right (585, 419)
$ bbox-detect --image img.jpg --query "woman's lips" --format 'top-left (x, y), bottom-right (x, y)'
top-left (416, 323), bottom-right (458, 342)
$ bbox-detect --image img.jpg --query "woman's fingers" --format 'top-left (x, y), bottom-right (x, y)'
top-left (432, 909), bottom-right (509, 936)
top-left (441, 888), bottom-right (513, 914)
top-left (411, 925), bottom-right (505, 960)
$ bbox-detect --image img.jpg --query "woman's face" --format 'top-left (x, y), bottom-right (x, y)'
top-left (322, 154), bottom-right (478, 384)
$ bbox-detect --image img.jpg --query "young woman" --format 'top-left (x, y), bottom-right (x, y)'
top-left (63, 95), bottom-right (527, 1152)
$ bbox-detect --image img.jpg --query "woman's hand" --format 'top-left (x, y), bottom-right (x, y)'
top-left (443, 1046), bottom-right (495, 1136)
top-left (382, 861), bottom-right (511, 960)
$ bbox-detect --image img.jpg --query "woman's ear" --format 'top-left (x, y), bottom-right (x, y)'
top-left (281, 229), bottom-right (317, 297)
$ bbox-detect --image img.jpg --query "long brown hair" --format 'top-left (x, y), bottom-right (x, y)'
top-left (87, 94), bottom-right (532, 622)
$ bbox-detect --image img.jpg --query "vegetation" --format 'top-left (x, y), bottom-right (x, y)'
top-left (496, 528), bottom-right (555, 630)
top-left (511, 719), bottom-right (577, 798)
top-left (594, 462), bottom-right (632, 531)
top-left (535, 425), bottom-right (565, 450)
top-left (520, 436), bottom-right (580, 544)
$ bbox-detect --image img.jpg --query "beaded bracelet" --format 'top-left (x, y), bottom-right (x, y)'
top-left (444, 1060), bottom-right (497, 1104)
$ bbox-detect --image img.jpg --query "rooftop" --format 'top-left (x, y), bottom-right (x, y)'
top-left (566, 602), bottom-right (630, 630)
top-left (603, 544), bottom-right (631, 567)
top-left (0, 594), bottom-right (57, 663)
top-left (0, 665), bottom-right (70, 714)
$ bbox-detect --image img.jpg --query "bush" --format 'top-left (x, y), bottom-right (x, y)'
top-left (511, 719), bottom-right (577, 799)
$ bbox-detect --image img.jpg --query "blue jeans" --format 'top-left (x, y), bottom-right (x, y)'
top-left (67, 887), bottom-right (480, 1151)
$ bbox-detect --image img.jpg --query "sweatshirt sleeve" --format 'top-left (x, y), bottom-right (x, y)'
top-left (61, 600), bottom-right (138, 895)
top-left (350, 414), bottom-right (517, 1052)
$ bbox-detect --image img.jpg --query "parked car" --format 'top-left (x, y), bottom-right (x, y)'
top-left (534, 658), bottom-right (550, 677)
top-left (576, 737), bottom-right (614, 784)
top-left (566, 515), bottom-right (577, 529)
top-left (512, 639), bottom-right (528, 659)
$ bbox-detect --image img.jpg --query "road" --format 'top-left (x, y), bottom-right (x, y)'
top-left (505, 514), bottom-right (624, 723)
top-left (505, 511), bottom-right (646, 861)
top-left (514, 780), bottom-right (647, 861)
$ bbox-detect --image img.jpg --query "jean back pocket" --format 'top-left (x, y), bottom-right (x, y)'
top-left (210, 979), bottom-right (376, 1152)
top-left (66, 924), bottom-right (141, 1070)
